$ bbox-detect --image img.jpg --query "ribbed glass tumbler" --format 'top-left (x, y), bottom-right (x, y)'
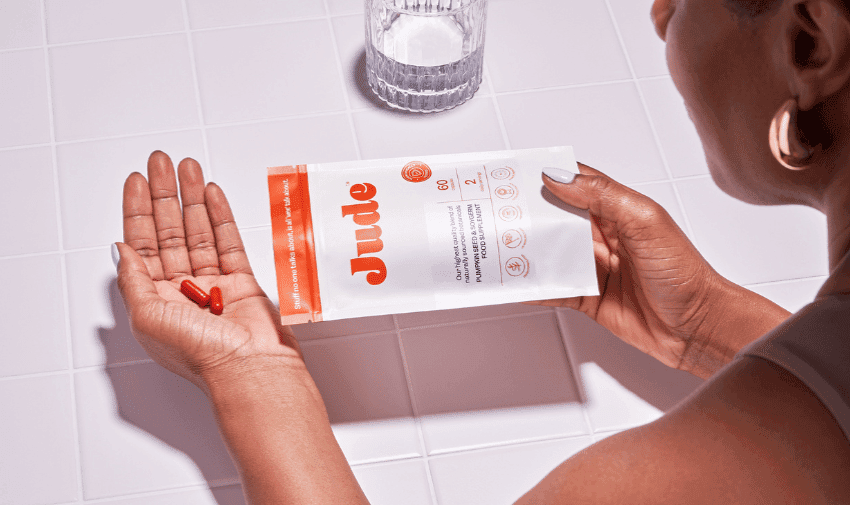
top-left (365, 0), bottom-right (488, 113)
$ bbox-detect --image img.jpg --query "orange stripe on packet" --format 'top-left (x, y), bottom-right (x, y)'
top-left (268, 165), bottom-right (323, 324)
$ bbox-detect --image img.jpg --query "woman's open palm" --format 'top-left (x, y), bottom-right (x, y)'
top-left (116, 151), bottom-right (302, 392)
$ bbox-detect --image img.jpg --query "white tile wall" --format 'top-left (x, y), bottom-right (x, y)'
top-left (205, 114), bottom-right (357, 228)
top-left (496, 83), bottom-right (669, 184)
top-left (327, 0), bottom-right (365, 17)
top-left (86, 485), bottom-right (244, 505)
top-left (352, 96), bottom-right (506, 159)
top-left (0, 146), bottom-right (59, 254)
top-left (676, 177), bottom-right (829, 286)
top-left (485, 0), bottom-right (630, 91)
top-left (0, 49), bottom-right (51, 148)
top-left (300, 333), bottom-right (422, 464)
top-left (1, 0), bottom-right (832, 503)
top-left (192, 22), bottom-right (345, 124)
top-left (184, 0), bottom-right (325, 30)
top-left (66, 247), bottom-right (149, 368)
top-left (745, 276), bottom-right (827, 314)
top-left (49, 35), bottom-right (199, 141)
top-left (639, 77), bottom-right (710, 178)
top-left (74, 365), bottom-right (236, 500)
top-left (352, 459), bottom-right (433, 505)
top-left (0, 254), bottom-right (68, 377)
top-left (45, 0), bottom-right (185, 44)
top-left (56, 130), bottom-right (207, 250)
top-left (0, 0), bottom-right (43, 50)
top-left (0, 375), bottom-right (79, 505)
top-left (428, 436), bottom-right (594, 505)
top-left (607, 0), bottom-right (670, 78)
top-left (401, 314), bottom-right (589, 454)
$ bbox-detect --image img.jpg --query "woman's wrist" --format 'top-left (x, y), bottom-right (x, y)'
top-left (678, 278), bottom-right (791, 379)
top-left (202, 352), bottom-right (313, 404)
top-left (201, 352), bottom-right (370, 504)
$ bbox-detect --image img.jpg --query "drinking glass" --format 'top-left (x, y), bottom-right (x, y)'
top-left (365, 0), bottom-right (488, 113)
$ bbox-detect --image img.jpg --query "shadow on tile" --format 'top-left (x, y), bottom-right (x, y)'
top-left (558, 308), bottom-right (704, 412)
top-left (99, 281), bottom-right (239, 503)
top-left (97, 273), bottom-right (701, 499)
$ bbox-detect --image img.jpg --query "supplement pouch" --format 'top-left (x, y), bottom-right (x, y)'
top-left (268, 146), bottom-right (598, 324)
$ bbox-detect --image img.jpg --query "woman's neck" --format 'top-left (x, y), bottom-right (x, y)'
top-left (817, 168), bottom-right (850, 297)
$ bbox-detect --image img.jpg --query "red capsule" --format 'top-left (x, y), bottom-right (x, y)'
top-left (180, 279), bottom-right (210, 307)
top-left (209, 286), bottom-right (223, 315)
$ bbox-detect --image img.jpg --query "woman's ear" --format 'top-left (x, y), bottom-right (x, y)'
top-left (782, 0), bottom-right (850, 110)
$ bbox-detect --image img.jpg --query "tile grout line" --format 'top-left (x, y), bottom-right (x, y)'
top-left (180, 0), bottom-right (213, 180)
top-left (553, 308), bottom-right (596, 437)
top-left (2, 15), bottom-right (333, 53)
top-left (425, 429), bottom-right (596, 459)
top-left (294, 310), bottom-right (554, 349)
top-left (343, 426), bottom-right (598, 465)
top-left (484, 63), bottom-right (512, 150)
top-left (424, 429), bottom-right (597, 461)
top-left (39, 0), bottom-right (86, 501)
top-left (296, 329), bottom-right (401, 348)
top-left (0, 358), bottom-right (156, 384)
top-left (0, 75), bottom-right (681, 157)
top-left (52, 478), bottom-right (243, 505)
top-left (391, 314), bottom-right (441, 505)
top-left (0, 11), bottom-right (408, 58)
top-left (0, 110), bottom-right (349, 153)
top-left (0, 72), bottom-right (687, 158)
top-left (46, 427), bottom-right (603, 505)
top-left (743, 275), bottom-right (829, 288)
top-left (0, 221), bottom-right (265, 260)
top-left (627, 173), bottom-right (712, 188)
top-left (600, 0), bottom-right (701, 248)
top-left (394, 309), bottom-right (551, 332)
top-left (322, 0), bottom-right (364, 161)
top-left (493, 77), bottom-right (638, 97)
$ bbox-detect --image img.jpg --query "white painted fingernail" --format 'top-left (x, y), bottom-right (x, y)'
top-left (542, 167), bottom-right (576, 184)
top-left (111, 243), bottom-right (120, 269)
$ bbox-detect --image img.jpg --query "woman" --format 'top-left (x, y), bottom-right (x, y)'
top-left (115, 0), bottom-right (850, 502)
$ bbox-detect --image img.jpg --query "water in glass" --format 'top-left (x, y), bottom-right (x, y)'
top-left (365, 0), bottom-right (488, 112)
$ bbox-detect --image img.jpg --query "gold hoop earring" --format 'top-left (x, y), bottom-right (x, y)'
top-left (768, 98), bottom-right (820, 170)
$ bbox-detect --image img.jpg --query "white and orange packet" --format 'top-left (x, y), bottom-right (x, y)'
top-left (268, 146), bottom-right (598, 324)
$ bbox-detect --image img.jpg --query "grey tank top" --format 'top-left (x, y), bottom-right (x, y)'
top-left (737, 293), bottom-right (850, 442)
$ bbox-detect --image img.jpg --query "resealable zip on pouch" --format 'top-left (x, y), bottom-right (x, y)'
top-left (267, 146), bottom-right (598, 324)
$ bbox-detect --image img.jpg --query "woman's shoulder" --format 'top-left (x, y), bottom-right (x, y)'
top-left (736, 291), bottom-right (850, 442)
top-left (515, 355), bottom-right (850, 505)
top-left (662, 355), bottom-right (850, 503)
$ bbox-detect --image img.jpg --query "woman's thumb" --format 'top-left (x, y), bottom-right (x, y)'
top-left (542, 162), bottom-right (639, 225)
top-left (114, 242), bottom-right (158, 310)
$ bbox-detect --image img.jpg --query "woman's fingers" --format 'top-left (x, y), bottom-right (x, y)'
top-left (147, 151), bottom-right (192, 280)
top-left (206, 182), bottom-right (254, 276)
top-left (542, 162), bottom-right (650, 239)
top-left (178, 158), bottom-right (220, 277)
top-left (123, 172), bottom-right (165, 281)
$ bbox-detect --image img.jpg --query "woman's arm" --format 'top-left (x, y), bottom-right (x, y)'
top-left (676, 278), bottom-right (790, 378)
top-left (205, 357), bottom-right (369, 505)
